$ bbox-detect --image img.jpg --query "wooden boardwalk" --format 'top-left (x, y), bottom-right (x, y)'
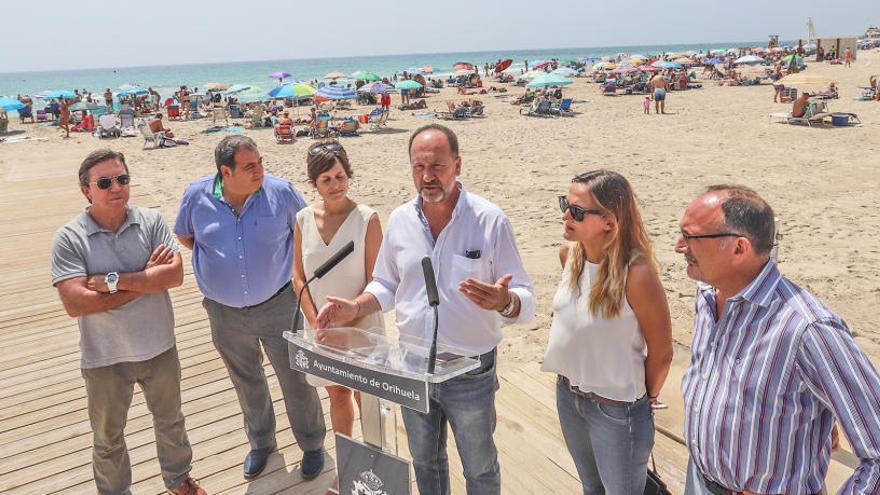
top-left (0, 155), bottom-right (849, 494)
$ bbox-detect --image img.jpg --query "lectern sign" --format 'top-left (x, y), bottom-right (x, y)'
top-left (290, 343), bottom-right (429, 413)
top-left (337, 434), bottom-right (410, 495)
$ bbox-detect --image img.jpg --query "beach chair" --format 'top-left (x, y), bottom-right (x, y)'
top-left (137, 120), bottom-right (161, 149)
top-left (520, 99), bottom-right (554, 117)
top-left (274, 124), bottom-right (295, 143)
top-left (337, 120), bottom-right (360, 137)
top-left (98, 114), bottom-right (120, 138)
top-left (248, 106), bottom-right (265, 128)
top-left (212, 106), bottom-right (228, 126)
top-left (310, 117), bottom-right (335, 139)
top-left (550, 98), bottom-right (574, 116)
top-left (18, 106), bottom-right (34, 123)
top-left (468, 105), bottom-right (486, 118)
top-left (119, 108), bottom-right (135, 130)
top-left (166, 105), bottom-right (181, 120)
top-left (368, 109), bottom-right (388, 130)
top-left (36, 109), bottom-right (48, 122)
top-left (228, 104), bottom-right (242, 118)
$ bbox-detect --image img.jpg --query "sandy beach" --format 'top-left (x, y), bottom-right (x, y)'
top-left (3, 50), bottom-right (879, 372)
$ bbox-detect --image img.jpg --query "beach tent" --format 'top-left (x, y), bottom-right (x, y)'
top-left (267, 83), bottom-right (316, 99)
top-left (0, 97), bottom-right (26, 111)
top-left (734, 55), bottom-right (766, 65)
top-left (527, 73), bottom-right (572, 88)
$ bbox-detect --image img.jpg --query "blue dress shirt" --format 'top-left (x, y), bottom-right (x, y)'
top-left (174, 174), bottom-right (307, 308)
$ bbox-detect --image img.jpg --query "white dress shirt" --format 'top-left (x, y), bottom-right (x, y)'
top-left (365, 183), bottom-right (535, 355)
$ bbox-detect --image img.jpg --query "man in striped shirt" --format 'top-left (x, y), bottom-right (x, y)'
top-left (677, 185), bottom-right (880, 494)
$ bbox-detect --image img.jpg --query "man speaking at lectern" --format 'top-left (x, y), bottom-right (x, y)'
top-left (316, 124), bottom-right (535, 495)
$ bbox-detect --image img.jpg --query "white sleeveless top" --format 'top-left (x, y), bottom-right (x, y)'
top-left (296, 203), bottom-right (385, 334)
top-left (541, 255), bottom-right (647, 401)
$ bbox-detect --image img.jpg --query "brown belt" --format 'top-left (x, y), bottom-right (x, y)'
top-left (560, 376), bottom-right (633, 406)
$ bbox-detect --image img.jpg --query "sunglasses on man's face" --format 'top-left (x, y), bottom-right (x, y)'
top-left (308, 143), bottom-right (343, 157)
top-left (558, 195), bottom-right (603, 222)
top-left (92, 175), bottom-right (130, 190)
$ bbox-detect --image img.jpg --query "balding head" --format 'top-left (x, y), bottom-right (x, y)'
top-left (702, 185), bottom-right (775, 256)
top-left (408, 124), bottom-right (459, 159)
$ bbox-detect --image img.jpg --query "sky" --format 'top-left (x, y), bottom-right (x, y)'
top-left (1, 0), bottom-right (877, 73)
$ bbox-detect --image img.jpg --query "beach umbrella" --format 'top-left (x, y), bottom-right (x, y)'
top-left (0, 97), bottom-right (26, 111)
top-left (527, 73), bottom-right (572, 88)
top-left (552, 67), bottom-right (579, 76)
top-left (116, 86), bottom-right (148, 97)
top-left (316, 86), bottom-right (357, 100)
top-left (267, 82), bottom-right (316, 99)
top-left (351, 71), bottom-right (381, 81)
top-left (69, 101), bottom-right (99, 111)
top-left (357, 82), bottom-right (394, 94)
top-left (734, 55), bottom-right (766, 65)
top-left (610, 67), bottom-right (639, 74)
top-left (204, 82), bottom-right (231, 91)
top-left (269, 71), bottom-right (292, 80)
top-left (530, 60), bottom-right (550, 69)
top-left (616, 60), bottom-right (635, 67)
top-left (782, 54), bottom-right (803, 63)
top-left (453, 69), bottom-right (474, 77)
top-left (705, 57), bottom-right (725, 64)
top-left (225, 83), bottom-right (260, 94)
top-left (777, 73), bottom-right (835, 86)
top-left (495, 59), bottom-right (513, 73)
top-left (591, 62), bottom-right (616, 70)
top-left (42, 89), bottom-right (77, 99)
top-left (236, 87), bottom-right (270, 101)
top-left (520, 70), bottom-right (545, 81)
top-left (324, 71), bottom-right (347, 79)
top-left (652, 61), bottom-right (681, 70)
top-left (638, 66), bottom-right (662, 73)
top-left (394, 80), bottom-right (422, 90)
top-left (452, 62), bottom-right (474, 71)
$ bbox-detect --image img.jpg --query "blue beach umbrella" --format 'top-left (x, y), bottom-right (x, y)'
top-left (527, 73), bottom-right (573, 88)
top-left (267, 83), bottom-right (317, 98)
top-left (651, 61), bottom-right (682, 70)
top-left (705, 57), bottom-right (725, 64)
top-left (116, 86), bottom-right (148, 97)
top-left (316, 86), bottom-right (357, 100)
top-left (394, 80), bottom-right (422, 91)
top-left (0, 97), bottom-right (26, 111)
top-left (42, 89), bottom-right (76, 99)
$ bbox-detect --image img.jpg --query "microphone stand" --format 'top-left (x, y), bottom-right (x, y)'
top-left (427, 305), bottom-right (440, 375)
top-left (291, 240), bottom-right (355, 335)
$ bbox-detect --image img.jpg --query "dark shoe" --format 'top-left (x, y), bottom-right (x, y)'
top-left (169, 477), bottom-right (206, 495)
top-left (243, 447), bottom-right (273, 479)
top-left (301, 449), bottom-right (325, 480)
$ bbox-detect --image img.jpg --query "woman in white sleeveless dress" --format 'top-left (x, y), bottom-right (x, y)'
top-left (292, 140), bottom-right (384, 483)
top-left (541, 170), bottom-right (673, 494)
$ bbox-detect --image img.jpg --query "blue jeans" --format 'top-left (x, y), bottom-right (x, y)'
top-left (556, 375), bottom-right (654, 495)
top-left (401, 350), bottom-right (500, 495)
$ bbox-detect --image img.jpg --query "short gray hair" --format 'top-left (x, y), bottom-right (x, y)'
top-left (214, 135), bottom-right (257, 173)
top-left (705, 184), bottom-right (776, 256)
top-left (408, 123), bottom-right (459, 158)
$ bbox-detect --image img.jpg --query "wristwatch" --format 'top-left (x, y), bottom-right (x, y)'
top-left (105, 272), bottom-right (119, 294)
top-left (498, 294), bottom-right (516, 318)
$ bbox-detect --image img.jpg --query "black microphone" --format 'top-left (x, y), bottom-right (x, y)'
top-left (421, 257), bottom-right (439, 307)
top-left (292, 240), bottom-right (355, 334)
top-left (422, 257), bottom-right (441, 374)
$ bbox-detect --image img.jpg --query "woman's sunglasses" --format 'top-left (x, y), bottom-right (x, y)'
top-left (92, 175), bottom-right (130, 190)
top-left (308, 143), bottom-right (344, 157)
top-left (558, 195), bottom-right (603, 222)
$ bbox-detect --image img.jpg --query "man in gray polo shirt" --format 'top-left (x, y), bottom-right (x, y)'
top-left (51, 149), bottom-right (206, 495)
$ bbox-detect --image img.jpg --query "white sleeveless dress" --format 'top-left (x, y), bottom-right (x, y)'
top-left (296, 203), bottom-right (385, 386)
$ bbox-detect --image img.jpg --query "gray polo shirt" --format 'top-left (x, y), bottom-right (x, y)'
top-left (51, 205), bottom-right (178, 369)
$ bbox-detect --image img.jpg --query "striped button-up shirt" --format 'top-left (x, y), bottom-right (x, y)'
top-left (682, 261), bottom-right (880, 494)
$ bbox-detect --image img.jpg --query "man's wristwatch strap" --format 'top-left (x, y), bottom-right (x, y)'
top-left (499, 294), bottom-right (516, 318)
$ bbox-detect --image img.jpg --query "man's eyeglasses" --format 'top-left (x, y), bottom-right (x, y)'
top-left (308, 143), bottom-right (343, 157)
top-left (558, 196), bottom-right (603, 222)
top-left (92, 175), bottom-right (130, 190)
top-left (680, 231), bottom-right (742, 242)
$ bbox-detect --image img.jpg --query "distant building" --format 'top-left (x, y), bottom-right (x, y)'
top-left (865, 25), bottom-right (880, 39)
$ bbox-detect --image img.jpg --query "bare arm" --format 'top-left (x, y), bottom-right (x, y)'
top-left (177, 235), bottom-right (194, 250)
top-left (626, 261), bottom-right (673, 400)
top-left (87, 245), bottom-right (183, 294)
top-left (293, 223), bottom-right (320, 328)
top-left (56, 277), bottom-right (141, 317)
top-left (558, 243), bottom-right (570, 268)
top-left (363, 213), bottom-right (383, 285)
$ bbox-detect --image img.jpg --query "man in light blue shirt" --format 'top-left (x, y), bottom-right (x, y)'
top-left (317, 124), bottom-right (535, 495)
top-left (174, 135), bottom-right (326, 481)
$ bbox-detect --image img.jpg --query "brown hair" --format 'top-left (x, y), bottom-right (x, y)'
top-left (306, 139), bottom-right (353, 183)
top-left (567, 170), bottom-right (658, 318)
top-left (78, 149), bottom-right (129, 187)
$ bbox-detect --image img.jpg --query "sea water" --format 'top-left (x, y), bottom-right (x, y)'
top-left (0, 41), bottom-right (769, 100)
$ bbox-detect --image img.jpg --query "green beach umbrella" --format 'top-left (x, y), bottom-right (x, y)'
top-left (394, 80), bottom-right (422, 90)
top-left (527, 73), bottom-right (573, 88)
top-left (267, 82), bottom-right (317, 99)
top-left (69, 101), bottom-right (99, 111)
top-left (352, 71), bottom-right (381, 81)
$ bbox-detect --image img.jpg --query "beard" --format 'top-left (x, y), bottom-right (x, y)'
top-left (419, 185), bottom-right (446, 203)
